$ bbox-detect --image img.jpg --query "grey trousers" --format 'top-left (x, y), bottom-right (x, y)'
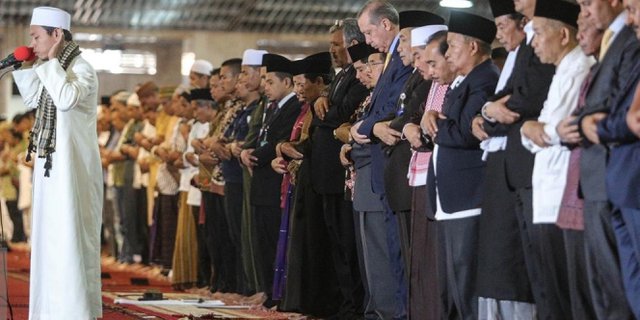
top-left (356, 210), bottom-right (398, 320)
top-left (583, 201), bottom-right (633, 319)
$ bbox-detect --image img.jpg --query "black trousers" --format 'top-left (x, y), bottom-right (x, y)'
top-left (514, 188), bottom-right (570, 320)
top-left (322, 193), bottom-right (364, 318)
top-left (438, 216), bottom-right (480, 320)
top-left (134, 188), bottom-right (149, 263)
top-left (251, 204), bottom-right (281, 298)
top-left (395, 209), bottom-right (411, 285)
top-left (224, 182), bottom-right (248, 294)
top-left (203, 192), bottom-right (236, 292)
top-left (6, 200), bottom-right (25, 243)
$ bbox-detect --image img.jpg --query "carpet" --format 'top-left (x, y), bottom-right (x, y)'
top-left (3, 247), bottom-right (301, 319)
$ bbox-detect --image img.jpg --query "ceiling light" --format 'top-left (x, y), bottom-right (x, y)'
top-left (439, 0), bottom-right (473, 8)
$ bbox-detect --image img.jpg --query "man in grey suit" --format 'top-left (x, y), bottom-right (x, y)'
top-left (557, 0), bottom-right (639, 318)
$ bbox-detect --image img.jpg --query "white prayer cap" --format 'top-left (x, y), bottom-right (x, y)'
top-left (411, 25), bottom-right (448, 48)
top-left (127, 94), bottom-right (141, 107)
top-left (113, 91), bottom-right (131, 104)
top-left (31, 7), bottom-right (71, 31)
top-left (191, 60), bottom-right (214, 75)
top-left (242, 49), bottom-right (269, 66)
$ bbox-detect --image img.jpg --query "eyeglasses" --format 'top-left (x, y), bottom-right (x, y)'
top-left (366, 61), bottom-right (384, 70)
top-left (333, 19), bottom-right (344, 28)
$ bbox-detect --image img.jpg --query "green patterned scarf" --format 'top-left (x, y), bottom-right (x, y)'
top-left (26, 41), bottom-right (81, 177)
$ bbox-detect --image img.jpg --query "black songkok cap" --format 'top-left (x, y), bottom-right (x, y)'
top-left (399, 10), bottom-right (446, 30)
top-left (262, 53), bottom-right (293, 74)
top-left (534, 0), bottom-right (580, 28)
top-left (489, 0), bottom-right (517, 18)
top-left (300, 52), bottom-right (333, 75)
top-left (189, 88), bottom-right (213, 102)
top-left (290, 59), bottom-right (305, 76)
top-left (347, 43), bottom-right (379, 63)
top-left (448, 11), bottom-right (497, 45)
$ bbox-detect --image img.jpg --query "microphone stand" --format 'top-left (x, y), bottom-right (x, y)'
top-left (0, 62), bottom-right (22, 250)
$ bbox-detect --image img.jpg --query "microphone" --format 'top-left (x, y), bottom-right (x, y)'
top-left (0, 46), bottom-right (35, 70)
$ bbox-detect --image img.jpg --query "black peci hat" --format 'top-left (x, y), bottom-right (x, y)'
top-left (448, 11), bottom-right (497, 44)
top-left (489, 0), bottom-right (517, 18)
top-left (262, 53), bottom-right (293, 74)
top-left (189, 88), bottom-right (213, 102)
top-left (347, 43), bottom-right (379, 63)
top-left (534, 0), bottom-right (580, 28)
top-left (300, 52), bottom-right (333, 75)
top-left (399, 10), bottom-right (446, 30)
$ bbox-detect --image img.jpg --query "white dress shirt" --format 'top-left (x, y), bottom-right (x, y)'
top-left (521, 46), bottom-right (596, 224)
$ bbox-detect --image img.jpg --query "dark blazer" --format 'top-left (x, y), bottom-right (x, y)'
top-left (357, 38), bottom-right (413, 194)
top-left (427, 59), bottom-right (499, 214)
top-left (222, 99), bottom-right (259, 184)
top-left (309, 65), bottom-right (368, 194)
top-left (603, 60), bottom-right (640, 208)
top-left (576, 26), bottom-right (640, 201)
top-left (384, 71), bottom-right (430, 211)
top-left (483, 40), bottom-right (556, 189)
top-left (250, 94), bottom-right (301, 207)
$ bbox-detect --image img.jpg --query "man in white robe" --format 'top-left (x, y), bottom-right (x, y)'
top-left (520, 3), bottom-right (595, 319)
top-left (521, 9), bottom-right (595, 224)
top-left (12, 6), bottom-right (103, 319)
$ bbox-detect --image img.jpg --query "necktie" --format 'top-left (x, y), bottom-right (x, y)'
top-left (260, 101), bottom-right (278, 141)
top-left (330, 69), bottom-right (346, 101)
top-left (383, 51), bottom-right (392, 71)
top-left (599, 28), bottom-right (614, 60)
top-left (265, 101), bottom-right (277, 122)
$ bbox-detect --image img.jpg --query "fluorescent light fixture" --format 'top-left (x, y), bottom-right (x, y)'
top-left (439, 0), bottom-right (473, 8)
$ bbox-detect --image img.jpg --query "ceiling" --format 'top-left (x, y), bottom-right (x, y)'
top-left (0, 0), bottom-right (492, 34)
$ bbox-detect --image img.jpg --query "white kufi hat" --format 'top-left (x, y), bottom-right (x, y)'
top-left (191, 60), bottom-right (214, 75)
top-left (127, 94), bottom-right (141, 107)
top-left (411, 25), bottom-right (448, 48)
top-left (242, 49), bottom-right (269, 66)
top-left (31, 7), bottom-right (71, 31)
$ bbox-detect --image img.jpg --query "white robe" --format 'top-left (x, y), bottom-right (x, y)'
top-left (521, 46), bottom-right (595, 224)
top-left (13, 56), bottom-right (103, 320)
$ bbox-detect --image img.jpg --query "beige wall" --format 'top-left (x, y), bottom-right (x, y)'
top-left (0, 25), bottom-right (329, 118)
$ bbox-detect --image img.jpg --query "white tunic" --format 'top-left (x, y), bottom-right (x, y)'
top-left (521, 46), bottom-right (595, 224)
top-left (180, 121), bottom-right (210, 206)
top-left (13, 56), bottom-right (103, 319)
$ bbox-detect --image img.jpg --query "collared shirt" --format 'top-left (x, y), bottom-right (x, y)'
top-left (496, 48), bottom-right (519, 93)
top-left (433, 145), bottom-right (481, 221)
top-left (524, 20), bottom-right (534, 45)
top-left (450, 75), bottom-right (466, 89)
top-left (608, 11), bottom-right (629, 44)
top-left (278, 91), bottom-right (297, 109)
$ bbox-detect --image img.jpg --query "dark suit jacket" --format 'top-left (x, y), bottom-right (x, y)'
top-left (384, 70), bottom-right (430, 211)
top-left (602, 60), bottom-right (640, 208)
top-left (483, 40), bottom-right (556, 189)
top-left (357, 38), bottom-right (413, 194)
top-left (309, 65), bottom-right (368, 194)
top-left (427, 59), bottom-right (499, 214)
top-left (576, 26), bottom-right (640, 201)
top-left (250, 94), bottom-right (301, 207)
